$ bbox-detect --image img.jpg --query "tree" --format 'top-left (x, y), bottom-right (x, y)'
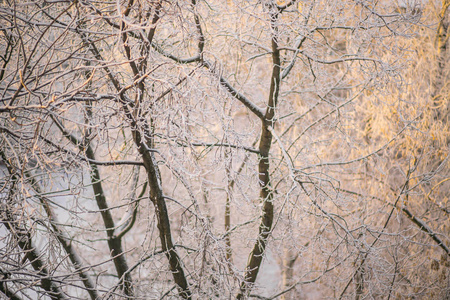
top-left (0, 0), bottom-right (448, 299)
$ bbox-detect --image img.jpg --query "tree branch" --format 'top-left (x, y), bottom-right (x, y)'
top-left (26, 174), bottom-right (100, 300)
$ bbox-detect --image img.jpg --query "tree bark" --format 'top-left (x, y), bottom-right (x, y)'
top-left (85, 146), bottom-right (134, 298)
top-left (130, 123), bottom-right (192, 299)
top-left (237, 5), bottom-right (281, 298)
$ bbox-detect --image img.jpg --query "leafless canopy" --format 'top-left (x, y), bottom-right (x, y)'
top-left (0, 0), bottom-right (449, 299)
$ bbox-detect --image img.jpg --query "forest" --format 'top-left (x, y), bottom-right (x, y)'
top-left (0, 0), bottom-right (449, 299)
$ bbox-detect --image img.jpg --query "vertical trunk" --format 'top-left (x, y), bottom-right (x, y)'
top-left (120, 3), bottom-right (190, 294)
top-left (225, 149), bottom-right (233, 263)
top-left (79, 4), bottom-right (190, 293)
top-left (54, 21), bottom-right (135, 296)
top-left (354, 262), bottom-right (364, 300)
top-left (238, 6), bottom-right (281, 298)
top-left (225, 193), bottom-right (232, 262)
top-left (280, 250), bottom-right (298, 300)
top-left (131, 127), bottom-right (191, 299)
top-left (85, 146), bottom-right (134, 298)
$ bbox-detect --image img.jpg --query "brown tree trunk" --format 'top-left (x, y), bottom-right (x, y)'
top-left (280, 250), bottom-right (298, 300)
top-left (237, 5), bottom-right (281, 298)
top-left (86, 146), bottom-right (134, 298)
top-left (131, 125), bottom-right (192, 299)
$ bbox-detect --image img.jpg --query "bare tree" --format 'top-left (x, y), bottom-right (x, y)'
top-left (1, 0), bottom-right (448, 299)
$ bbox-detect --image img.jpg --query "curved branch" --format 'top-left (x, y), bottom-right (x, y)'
top-left (191, 0), bottom-right (205, 56)
top-left (116, 173), bottom-right (147, 240)
top-left (201, 60), bottom-right (265, 120)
